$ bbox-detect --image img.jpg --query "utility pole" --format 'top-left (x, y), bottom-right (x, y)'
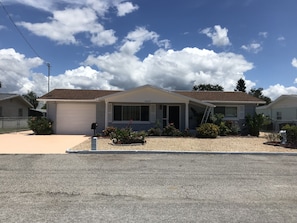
top-left (46, 62), bottom-right (51, 92)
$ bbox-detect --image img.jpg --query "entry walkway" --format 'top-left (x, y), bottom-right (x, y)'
top-left (0, 131), bottom-right (89, 154)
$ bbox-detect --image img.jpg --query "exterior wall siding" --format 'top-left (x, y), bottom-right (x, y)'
top-left (105, 102), bottom-right (187, 131)
top-left (46, 102), bottom-right (57, 133)
top-left (0, 99), bottom-right (29, 117)
top-left (96, 101), bottom-right (106, 132)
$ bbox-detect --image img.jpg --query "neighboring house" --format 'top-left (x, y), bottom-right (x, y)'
top-left (38, 85), bottom-right (265, 135)
top-left (256, 95), bottom-right (297, 131)
top-left (0, 93), bottom-right (33, 118)
top-left (0, 93), bottom-right (33, 129)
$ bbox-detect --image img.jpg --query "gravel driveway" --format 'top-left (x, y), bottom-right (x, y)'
top-left (71, 134), bottom-right (297, 153)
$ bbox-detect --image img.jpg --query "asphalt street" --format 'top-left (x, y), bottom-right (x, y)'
top-left (0, 154), bottom-right (297, 223)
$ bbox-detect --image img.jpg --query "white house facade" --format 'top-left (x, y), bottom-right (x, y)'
top-left (256, 95), bottom-right (297, 131)
top-left (39, 85), bottom-right (265, 135)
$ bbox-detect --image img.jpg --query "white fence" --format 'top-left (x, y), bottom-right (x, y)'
top-left (0, 117), bottom-right (29, 130)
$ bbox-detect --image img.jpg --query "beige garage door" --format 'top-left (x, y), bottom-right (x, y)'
top-left (56, 103), bottom-right (96, 135)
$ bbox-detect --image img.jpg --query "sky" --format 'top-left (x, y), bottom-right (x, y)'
top-left (0, 0), bottom-right (297, 100)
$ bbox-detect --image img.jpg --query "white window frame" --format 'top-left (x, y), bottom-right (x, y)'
top-left (214, 105), bottom-right (239, 120)
top-left (112, 104), bottom-right (150, 123)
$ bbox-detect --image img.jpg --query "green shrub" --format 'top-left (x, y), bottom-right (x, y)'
top-left (28, 117), bottom-right (53, 135)
top-left (110, 127), bottom-right (146, 144)
top-left (281, 124), bottom-right (297, 148)
top-left (162, 123), bottom-right (183, 136)
top-left (226, 121), bottom-right (240, 135)
top-left (102, 126), bottom-right (117, 137)
top-left (196, 123), bottom-right (219, 138)
top-left (245, 113), bottom-right (264, 137)
top-left (147, 127), bottom-right (162, 136)
top-left (218, 122), bottom-right (232, 136)
top-left (210, 114), bottom-right (239, 136)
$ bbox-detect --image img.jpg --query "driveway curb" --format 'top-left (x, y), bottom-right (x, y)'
top-left (66, 149), bottom-right (297, 156)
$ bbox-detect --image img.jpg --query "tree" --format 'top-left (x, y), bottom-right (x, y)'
top-left (234, 78), bottom-right (246, 92)
top-left (193, 84), bottom-right (224, 91)
top-left (23, 91), bottom-right (38, 109)
top-left (248, 88), bottom-right (271, 105)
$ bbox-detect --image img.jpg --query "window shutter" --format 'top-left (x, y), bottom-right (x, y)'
top-left (108, 103), bottom-right (112, 122)
top-left (238, 105), bottom-right (245, 119)
top-left (150, 104), bottom-right (156, 123)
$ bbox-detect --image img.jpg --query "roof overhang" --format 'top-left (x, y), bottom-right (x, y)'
top-left (95, 85), bottom-right (215, 107)
top-left (37, 99), bottom-right (96, 103)
top-left (0, 94), bottom-right (33, 108)
top-left (205, 100), bottom-right (266, 104)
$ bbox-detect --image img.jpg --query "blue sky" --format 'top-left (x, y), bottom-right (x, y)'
top-left (0, 0), bottom-right (297, 100)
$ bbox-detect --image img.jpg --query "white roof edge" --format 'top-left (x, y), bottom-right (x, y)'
top-left (1, 94), bottom-right (33, 107)
top-left (37, 99), bottom-right (96, 102)
top-left (95, 84), bottom-right (215, 107)
top-left (203, 100), bottom-right (266, 104)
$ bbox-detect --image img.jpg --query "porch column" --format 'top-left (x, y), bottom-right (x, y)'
top-left (105, 101), bottom-right (109, 129)
top-left (185, 102), bottom-right (189, 129)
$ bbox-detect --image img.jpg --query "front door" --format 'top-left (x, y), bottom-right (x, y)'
top-left (162, 105), bottom-right (180, 129)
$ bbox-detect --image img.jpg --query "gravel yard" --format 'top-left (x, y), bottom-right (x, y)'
top-left (70, 134), bottom-right (297, 153)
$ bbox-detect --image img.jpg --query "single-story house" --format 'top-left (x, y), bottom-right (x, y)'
top-left (38, 85), bottom-right (265, 135)
top-left (0, 93), bottom-right (33, 118)
top-left (256, 95), bottom-right (297, 131)
top-left (0, 93), bottom-right (33, 129)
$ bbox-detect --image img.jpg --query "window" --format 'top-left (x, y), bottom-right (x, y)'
top-left (18, 108), bottom-right (23, 117)
top-left (214, 106), bottom-right (237, 118)
top-left (0, 107), bottom-right (2, 116)
top-left (113, 105), bottom-right (149, 121)
top-left (276, 111), bottom-right (282, 120)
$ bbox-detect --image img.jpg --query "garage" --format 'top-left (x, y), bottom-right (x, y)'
top-left (56, 103), bottom-right (96, 135)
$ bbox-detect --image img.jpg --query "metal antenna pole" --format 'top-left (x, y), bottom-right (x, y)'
top-left (46, 63), bottom-right (50, 92)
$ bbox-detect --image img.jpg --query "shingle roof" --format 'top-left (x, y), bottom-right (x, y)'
top-left (0, 93), bottom-right (33, 107)
top-left (174, 91), bottom-right (266, 103)
top-left (39, 88), bottom-right (265, 104)
top-left (39, 89), bottom-right (121, 100)
top-left (0, 93), bottom-right (19, 101)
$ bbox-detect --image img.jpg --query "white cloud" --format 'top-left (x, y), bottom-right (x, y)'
top-left (116, 1), bottom-right (139, 16)
top-left (119, 27), bottom-right (170, 55)
top-left (241, 42), bottom-right (262, 54)
top-left (258, 32), bottom-right (268, 38)
top-left (277, 36), bottom-right (285, 41)
top-left (17, 7), bottom-right (117, 46)
top-left (0, 48), bottom-right (44, 94)
top-left (292, 58), bottom-right (297, 68)
top-left (84, 31), bottom-right (254, 91)
top-left (201, 25), bottom-right (231, 47)
top-left (6, 0), bottom-right (139, 47)
top-left (2, 0), bottom-right (109, 16)
top-left (50, 66), bottom-right (119, 90)
top-left (263, 84), bottom-right (297, 100)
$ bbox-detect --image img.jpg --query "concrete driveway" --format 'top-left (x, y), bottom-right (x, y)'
top-left (0, 131), bottom-right (89, 154)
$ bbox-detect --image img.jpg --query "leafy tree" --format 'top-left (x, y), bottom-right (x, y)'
top-left (248, 88), bottom-right (271, 105)
top-left (193, 84), bottom-right (224, 91)
top-left (23, 91), bottom-right (38, 109)
top-left (0, 81), bottom-right (2, 88)
top-left (234, 78), bottom-right (246, 92)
